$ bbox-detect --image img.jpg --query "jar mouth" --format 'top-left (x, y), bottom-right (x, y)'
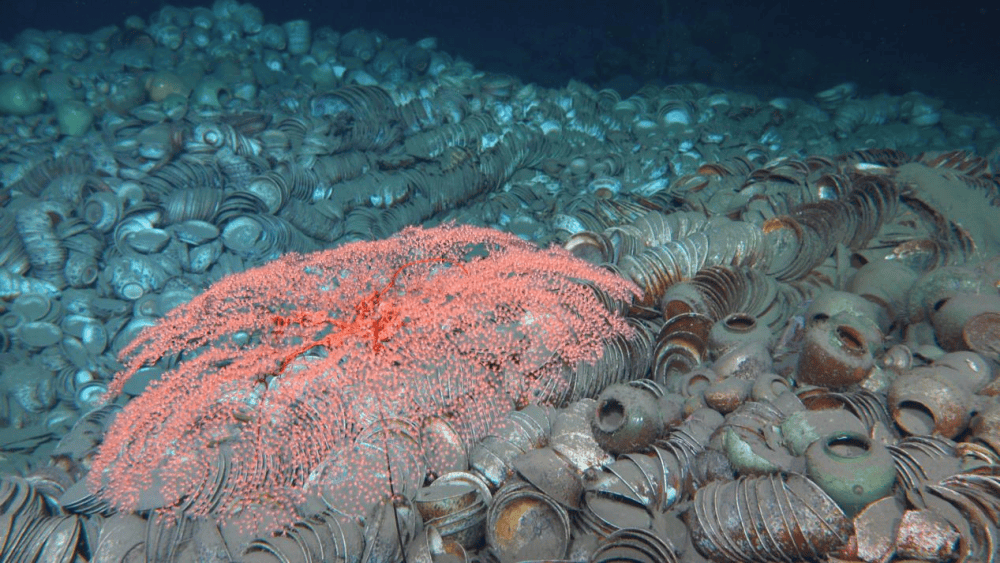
top-left (823, 432), bottom-right (872, 460)
top-left (724, 312), bottom-right (757, 333)
top-left (835, 324), bottom-right (867, 355)
top-left (596, 397), bottom-right (626, 432)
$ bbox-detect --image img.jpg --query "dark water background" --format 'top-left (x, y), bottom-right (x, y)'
top-left (2, 0), bottom-right (998, 117)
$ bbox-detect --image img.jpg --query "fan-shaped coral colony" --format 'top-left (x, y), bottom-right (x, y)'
top-left (0, 0), bottom-right (999, 561)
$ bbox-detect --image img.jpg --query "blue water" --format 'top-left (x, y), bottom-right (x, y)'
top-left (3, 0), bottom-right (998, 116)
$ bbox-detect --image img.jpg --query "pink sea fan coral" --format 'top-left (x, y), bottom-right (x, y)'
top-left (89, 223), bottom-right (639, 530)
